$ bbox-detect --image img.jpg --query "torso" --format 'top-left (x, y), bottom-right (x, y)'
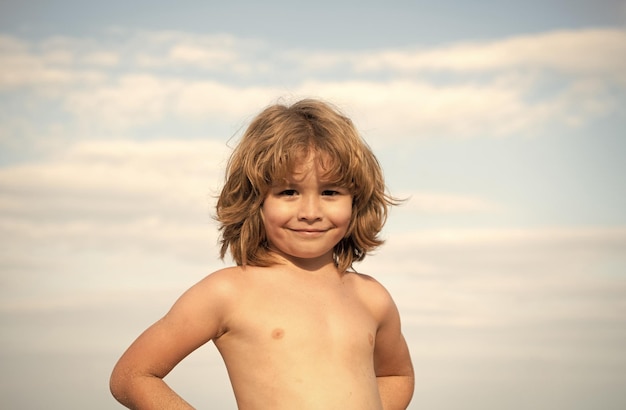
top-left (213, 264), bottom-right (384, 410)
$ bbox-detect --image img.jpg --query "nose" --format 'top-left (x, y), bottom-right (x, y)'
top-left (297, 194), bottom-right (322, 222)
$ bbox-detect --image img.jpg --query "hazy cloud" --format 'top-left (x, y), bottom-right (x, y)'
top-left (1, 28), bottom-right (623, 141)
top-left (398, 191), bottom-right (502, 213)
top-left (353, 28), bottom-right (626, 79)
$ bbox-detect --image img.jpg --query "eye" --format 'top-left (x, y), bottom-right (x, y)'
top-left (279, 189), bottom-right (298, 196)
top-left (321, 190), bottom-right (340, 196)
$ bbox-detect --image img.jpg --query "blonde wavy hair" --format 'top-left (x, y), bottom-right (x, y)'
top-left (216, 98), bottom-right (397, 272)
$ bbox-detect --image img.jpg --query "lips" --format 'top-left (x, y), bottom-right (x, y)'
top-left (289, 228), bottom-right (329, 235)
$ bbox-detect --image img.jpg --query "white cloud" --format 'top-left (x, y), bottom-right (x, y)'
top-left (1, 27), bottom-right (622, 139)
top-left (82, 50), bottom-right (120, 66)
top-left (0, 139), bottom-right (229, 263)
top-left (173, 81), bottom-right (284, 119)
top-left (361, 225), bottom-right (626, 334)
top-left (352, 28), bottom-right (626, 79)
top-left (381, 226), bottom-right (626, 250)
top-left (4, 27), bottom-right (623, 80)
top-left (1, 139), bottom-right (228, 192)
top-left (296, 79), bottom-right (543, 138)
top-left (53, 75), bottom-right (610, 140)
top-left (0, 35), bottom-right (108, 89)
top-left (397, 191), bottom-right (501, 213)
top-left (168, 44), bottom-right (237, 67)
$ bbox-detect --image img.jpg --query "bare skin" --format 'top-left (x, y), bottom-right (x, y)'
top-left (110, 159), bottom-right (414, 409)
top-left (110, 262), bottom-right (414, 409)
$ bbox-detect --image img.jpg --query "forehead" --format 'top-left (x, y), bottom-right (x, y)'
top-left (276, 151), bottom-right (344, 184)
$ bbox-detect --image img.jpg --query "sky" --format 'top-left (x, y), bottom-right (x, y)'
top-left (1, 0), bottom-right (625, 409)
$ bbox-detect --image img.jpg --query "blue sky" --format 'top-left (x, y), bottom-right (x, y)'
top-left (1, 1), bottom-right (625, 409)
top-left (2, 0), bottom-right (623, 45)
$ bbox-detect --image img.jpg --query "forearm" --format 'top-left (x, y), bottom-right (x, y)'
top-left (110, 374), bottom-right (194, 410)
top-left (377, 375), bottom-right (415, 410)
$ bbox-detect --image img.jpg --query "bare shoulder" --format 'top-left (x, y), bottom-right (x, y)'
top-left (192, 266), bottom-right (245, 293)
top-left (194, 265), bottom-right (274, 294)
top-left (346, 271), bottom-right (393, 298)
top-left (344, 271), bottom-right (398, 321)
top-left (165, 266), bottom-right (246, 328)
top-left (155, 266), bottom-right (249, 334)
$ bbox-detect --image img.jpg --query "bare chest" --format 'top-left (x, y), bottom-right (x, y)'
top-left (213, 273), bottom-right (383, 409)
top-left (221, 276), bottom-right (378, 359)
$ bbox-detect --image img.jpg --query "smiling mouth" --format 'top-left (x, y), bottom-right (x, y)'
top-left (290, 228), bottom-right (329, 234)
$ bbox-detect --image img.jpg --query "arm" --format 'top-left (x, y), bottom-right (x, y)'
top-left (373, 288), bottom-right (414, 410)
top-left (109, 269), bottom-right (236, 409)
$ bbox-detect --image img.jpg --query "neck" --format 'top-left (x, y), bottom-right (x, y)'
top-left (269, 250), bottom-right (340, 276)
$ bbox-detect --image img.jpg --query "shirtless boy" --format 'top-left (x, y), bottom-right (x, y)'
top-left (110, 98), bottom-right (414, 409)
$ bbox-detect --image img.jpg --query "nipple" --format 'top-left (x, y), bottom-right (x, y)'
top-left (271, 328), bottom-right (285, 340)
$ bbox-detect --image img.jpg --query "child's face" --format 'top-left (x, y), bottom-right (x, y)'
top-left (261, 155), bottom-right (353, 266)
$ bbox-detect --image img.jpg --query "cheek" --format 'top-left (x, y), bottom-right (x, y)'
top-left (342, 209), bottom-right (353, 225)
top-left (260, 200), bottom-right (286, 227)
top-left (335, 202), bottom-right (354, 227)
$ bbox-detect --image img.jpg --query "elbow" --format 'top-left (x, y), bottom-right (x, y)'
top-left (109, 363), bottom-right (164, 407)
top-left (109, 364), bottom-right (131, 405)
top-left (109, 371), bottom-right (123, 403)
